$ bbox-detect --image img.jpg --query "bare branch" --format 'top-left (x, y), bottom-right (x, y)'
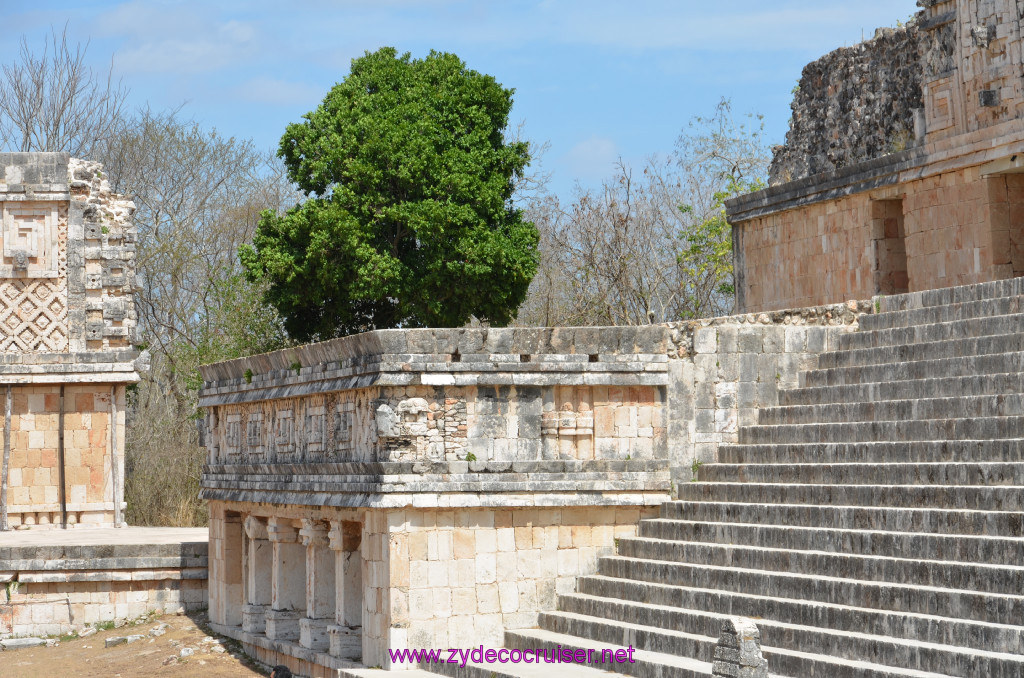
top-left (0, 24), bottom-right (129, 157)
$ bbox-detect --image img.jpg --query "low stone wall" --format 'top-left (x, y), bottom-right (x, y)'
top-left (667, 302), bottom-right (867, 485)
top-left (0, 528), bottom-right (207, 638)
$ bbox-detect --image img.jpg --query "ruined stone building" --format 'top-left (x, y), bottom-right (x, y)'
top-left (0, 154), bottom-right (206, 640)
top-left (728, 0), bottom-right (1024, 313)
top-left (0, 153), bottom-right (141, 530)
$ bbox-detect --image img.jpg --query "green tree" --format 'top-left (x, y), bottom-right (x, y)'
top-left (241, 47), bottom-right (540, 342)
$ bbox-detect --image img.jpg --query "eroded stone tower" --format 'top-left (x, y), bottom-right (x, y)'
top-left (0, 153), bottom-right (142, 530)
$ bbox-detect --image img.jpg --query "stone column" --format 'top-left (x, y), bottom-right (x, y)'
top-left (327, 519), bottom-right (363, 660)
top-left (220, 512), bottom-right (244, 626)
top-left (242, 516), bottom-right (272, 634)
top-left (265, 516), bottom-right (305, 641)
top-left (299, 519), bottom-right (334, 651)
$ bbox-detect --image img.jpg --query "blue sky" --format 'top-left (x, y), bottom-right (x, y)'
top-left (2, 0), bottom-right (919, 200)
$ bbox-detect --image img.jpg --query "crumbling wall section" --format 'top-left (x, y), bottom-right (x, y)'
top-left (769, 23), bottom-right (924, 185)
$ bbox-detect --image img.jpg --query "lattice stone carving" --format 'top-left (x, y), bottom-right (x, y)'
top-left (0, 279), bottom-right (69, 352)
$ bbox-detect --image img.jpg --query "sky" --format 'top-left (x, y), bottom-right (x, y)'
top-left (1, 0), bottom-right (920, 200)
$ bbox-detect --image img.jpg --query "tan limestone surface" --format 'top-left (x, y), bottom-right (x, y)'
top-left (0, 611), bottom-right (264, 677)
top-left (0, 526), bottom-right (207, 546)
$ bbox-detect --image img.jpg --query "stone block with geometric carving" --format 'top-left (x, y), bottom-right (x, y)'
top-left (0, 153), bottom-right (144, 530)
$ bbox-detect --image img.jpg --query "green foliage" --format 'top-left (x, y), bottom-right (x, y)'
top-left (691, 458), bottom-right (704, 481)
top-left (291, 361), bottom-right (302, 375)
top-left (674, 99), bottom-right (769, 318)
top-left (244, 368), bottom-right (253, 384)
top-left (677, 177), bottom-right (763, 315)
top-left (242, 47), bottom-right (540, 341)
top-left (465, 452), bottom-right (477, 462)
top-left (178, 272), bottom-right (289, 397)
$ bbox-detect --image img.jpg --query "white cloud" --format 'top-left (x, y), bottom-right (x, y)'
top-left (95, 2), bottom-right (260, 74)
top-left (233, 76), bottom-right (323, 106)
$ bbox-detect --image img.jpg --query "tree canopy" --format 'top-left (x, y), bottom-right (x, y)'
top-left (241, 47), bottom-right (540, 342)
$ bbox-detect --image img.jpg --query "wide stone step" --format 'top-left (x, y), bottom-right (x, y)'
top-left (780, 374), bottom-right (1024, 406)
top-left (530, 612), bottom-right (976, 678)
top-left (875, 277), bottom-right (1024, 314)
top-left (576, 575), bottom-right (1024, 654)
top-left (696, 461), bottom-right (1024, 486)
top-left (759, 394), bottom-right (1024, 425)
top-left (840, 311), bottom-right (1024, 351)
top-left (421, 647), bottom-right (621, 678)
top-left (613, 535), bottom-right (1024, 593)
top-left (738, 416), bottom-right (1024, 444)
top-left (716, 440), bottom-right (1024, 465)
top-left (818, 332), bottom-right (1024, 370)
top-left (862, 294), bottom-right (1024, 332)
top-left (635, 519), bottom-right (1024, 565)
top-left (504, 627), bottom-right (713, 678)
top-left (596, 556), bottom-right (1024, 625)
top-left (676, 482), bottom-right (1024, 511)
top-left (660, 501), bottom-right (1024, 537)
top-left (552, 596), bottom-right (1024, 678)
top-left (801, 350), bottom-right (1024, 388)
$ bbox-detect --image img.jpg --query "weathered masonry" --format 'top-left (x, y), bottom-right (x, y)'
top-left (0, 153), bottom-right (141, 530)
top-left (199, 312), bottom-right (862, 674)
top-left (0, 154), bottom-right (207, 642)
top-left (728, 0), bottom-right (1024, 313)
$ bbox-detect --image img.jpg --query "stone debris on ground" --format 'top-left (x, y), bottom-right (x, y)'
top-left (0, 637), bottom-right (45, 650)
top-left (0, 611), bottom-right (261, 677)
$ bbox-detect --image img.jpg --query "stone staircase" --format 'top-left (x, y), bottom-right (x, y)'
top-left (429, 278), bottom-right (1024, 678)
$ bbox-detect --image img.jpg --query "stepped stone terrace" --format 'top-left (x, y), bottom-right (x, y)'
top-left (198, 312), bottom-right (865, 675)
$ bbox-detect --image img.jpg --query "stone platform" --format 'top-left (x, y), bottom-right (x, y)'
top-left (0, 527), bottom-right (208, 638)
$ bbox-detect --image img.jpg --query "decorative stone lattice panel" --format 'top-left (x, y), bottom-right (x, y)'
top-left (0, 200), bottom-right (69, 352)
top-left (0, 279), bottom-right (68, 352)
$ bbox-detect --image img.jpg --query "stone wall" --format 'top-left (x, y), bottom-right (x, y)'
top-left (5, 385), bottom-right (127, 527)
top-left (728, 1), bottom-right (1024, 313)
top-left (730, 161), bottom-right (1013, 314)
top-left (769, 23), bottom-right (924, 186)
top-left (667, 303), bottom-right (865, 485)
top-left (0, 531), bottom-right (207, 638)
top-left (0, 154), bottom-right (143, 530)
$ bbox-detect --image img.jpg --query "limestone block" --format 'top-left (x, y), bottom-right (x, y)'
top-left (711, 617), bottom-right (768, 678)
top-left (375, 404), bottom-right (400, 438)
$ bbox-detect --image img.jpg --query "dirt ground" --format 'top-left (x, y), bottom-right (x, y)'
top-left (0, 611), bottom-right (267, 678)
